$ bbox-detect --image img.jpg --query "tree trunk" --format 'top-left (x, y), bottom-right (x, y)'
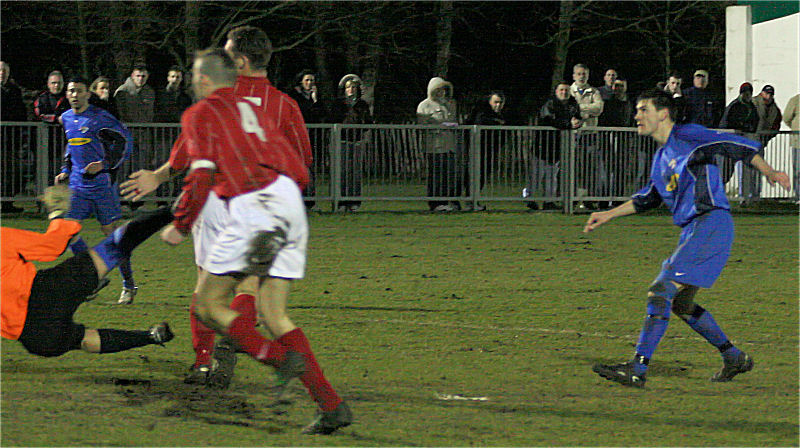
top-left (550, 0), bottom-right (574, 89)
top-left (313, 28), bottom-right (336, 105)
top-left (183, 0), bottom-right (201, 69)
top-left (77, 2), bottom-right (90, 79)
top-left (434, 1), bottom-right (454, 78)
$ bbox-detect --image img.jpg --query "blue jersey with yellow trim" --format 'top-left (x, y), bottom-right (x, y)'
top-left (60, 104), bottom-right (133, 192)
top-left (632, 123), bottom-right (761, 227)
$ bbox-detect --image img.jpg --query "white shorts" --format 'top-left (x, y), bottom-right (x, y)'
top-left (192, 190), bottom-right (227, 268)
top-left (197, 175), bottom-right (308, 279)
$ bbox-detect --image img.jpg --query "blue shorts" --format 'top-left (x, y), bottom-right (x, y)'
top-left (65, 187), bottom-right (122, 226)
top-left (657, 208), bottom-right (734, 289)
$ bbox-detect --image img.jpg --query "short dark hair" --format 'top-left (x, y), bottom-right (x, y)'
top-left (131, 64), bottom-right (149, 73)
top-left (226, 26), bottom-right (272, 70)
top-left (66, 76), bottom-right (89, 88)
top-left (168, 65), bottom-right (182, 74)
top-left (637, 88), bottom-right (677, 121)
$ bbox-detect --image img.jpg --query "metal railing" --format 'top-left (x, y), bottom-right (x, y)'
top-left (2, 121), bottom-right (797, 213)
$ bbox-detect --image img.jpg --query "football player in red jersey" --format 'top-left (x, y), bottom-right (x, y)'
top-left (159, 48), bottom-right (351, 435)
top-left (120, 27), bottom-right (315, 391)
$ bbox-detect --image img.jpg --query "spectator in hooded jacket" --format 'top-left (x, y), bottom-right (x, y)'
top-left (417, 76), bottom-right (462, 212)
top-left (331, 74), bottom-right (372, 212)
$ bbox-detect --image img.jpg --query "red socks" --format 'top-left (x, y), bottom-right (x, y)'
top-left (277, 328), bottom-right (342, 412)
top-left (226, 314), bottom-right (287, 365)
top-left (230, 293), bottom-right (257, 325)
top-left (190, 293), bottom-right (215, 367)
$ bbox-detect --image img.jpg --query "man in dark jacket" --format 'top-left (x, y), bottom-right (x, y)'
top-left (466, 92), bottom-right (506, 210)
top-left (331, 74), bottom-right (372, 212)
top-left (287, 69), bottom-right (327, 209)
top-left (682, 69), bottom-right (720, 127)
top-left (526, 82), bottom-right (582, 210)
top-left (33, 70), bottom-right (68, 123)
top-left (154, 67), bottom-right (193, 123)
top-left (1, 61), bottom-right (29, 213)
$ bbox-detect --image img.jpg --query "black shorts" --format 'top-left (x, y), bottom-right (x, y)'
top-left (18, 252), bottom-right (99, 357)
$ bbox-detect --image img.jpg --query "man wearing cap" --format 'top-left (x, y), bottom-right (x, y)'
top-left (752, 85), bottom-right (783, 141)
top-left (682, 69), bottom-right (720, 127)
top-left (719, 82), bottom-right (759, 185)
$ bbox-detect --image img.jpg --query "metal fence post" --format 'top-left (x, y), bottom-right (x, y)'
top-left (330, 123), bottom-right (341, 211)
top-left (469, 125), bottom-right (480, 209)
top-left (35, 123), bottom-right (49, 198)
top-left (561, 129), bottom-right (574, 214)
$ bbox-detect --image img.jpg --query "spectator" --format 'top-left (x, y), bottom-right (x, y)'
top-left (1, 61), bottom-right (26, 121)
top-left (752, 85), bottom-right (783, 143)
top-left (527, 82), bottom-right (582, 210)
top-left (33, 70), bottom-right (68, 123)
top-left (663, 72), bottom-right (686, 123)
top-left (331, 74), bottom-right (372, 212)
top-left (570, 63), bottom-right (604, 127)
top-left (570, 63), bottom-right (605, 207)
top-left (288, 69), bottom-right (327, 210)
top-left (154, 66), bottom-right (193, 123)
top-left (598, 80), bottom-right (632, 127)
top-left (417, 76), bottom-right (461, 212)
top-left (34, 70), bottom-right (69, 188)
top-left (682, 69), bottom-right (720, 127)
top-left (114, 64), bottom-right (155, 123)
top-left (663, 73), bottom-right (683, 98)
top-left (1, 61), bottom-right (28, 213)
top-left (288, 69), bottom-right (327, 124)
top-left (783, 93), bottom-right (800, 199)
top-left (114, 64), bottom-right (155, 190)
top-left (89, 76), bottom-right (119, 119)
top-left (718, 82), bottom-right (759, 187)
top-left (597, 68), bottom-right (618, 102)
top-left (598, 79), bottom-right (634, 202)
top-left (465, 91), bottom-right (506, 210)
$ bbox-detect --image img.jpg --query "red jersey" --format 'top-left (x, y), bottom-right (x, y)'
top-left (172, 87), bottom-right (309, 234)
top-left (1, 219), bottom-right (82, 340)
top-left (167, 75), bottom-right (312, 173)
top-left (234, 76), bottom-right (312, 167)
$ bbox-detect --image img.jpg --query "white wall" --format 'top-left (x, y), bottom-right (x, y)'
top-left (726, 6), bottom-right (800, 130)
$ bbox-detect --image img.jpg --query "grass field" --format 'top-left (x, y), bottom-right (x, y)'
top-left (1, 207), bottom-right (797, 447)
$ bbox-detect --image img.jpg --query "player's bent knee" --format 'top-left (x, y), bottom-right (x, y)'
top-left (647, 279), bottom-right (678, 319)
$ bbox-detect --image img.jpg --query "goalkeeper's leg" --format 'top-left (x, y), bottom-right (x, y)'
top-left (91, 207), bottom-right (174, 278)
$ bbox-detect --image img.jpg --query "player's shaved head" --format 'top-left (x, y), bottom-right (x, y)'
top-left (194, 48), bottom-right (238, 85)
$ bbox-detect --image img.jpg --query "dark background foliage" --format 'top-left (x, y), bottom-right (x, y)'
top-left (2, 1), bottom-right (734, 123)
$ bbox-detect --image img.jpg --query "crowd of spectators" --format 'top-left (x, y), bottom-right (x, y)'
top-left (0, 57), bottom-right (796, 213)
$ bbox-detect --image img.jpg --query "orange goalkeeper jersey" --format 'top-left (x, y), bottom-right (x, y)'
top-left (1, 219), bottom-right (81, 340)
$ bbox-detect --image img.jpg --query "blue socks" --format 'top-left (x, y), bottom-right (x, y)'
top-left (93, 226), bottom-right (127, 271)
top-left (680, 305), bottom-right (741, 363)
top-left (69, 237), bottom-right (90, 255)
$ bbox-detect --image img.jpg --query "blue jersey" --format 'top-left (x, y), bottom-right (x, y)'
top-left (632, 123), bottom-right (761, 227)
top-left (60, 104), bottom-right (133, 192)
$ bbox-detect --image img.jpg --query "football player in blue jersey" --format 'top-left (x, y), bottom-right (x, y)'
top-left (54, 77), bottom-right (138, 305)
top-left (583, 89), bottom-right (790, 388)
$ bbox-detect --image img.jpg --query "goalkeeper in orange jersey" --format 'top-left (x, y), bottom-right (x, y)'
top-left (1, 185), bottom-right (174, 357)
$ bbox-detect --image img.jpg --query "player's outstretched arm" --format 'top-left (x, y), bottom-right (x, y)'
top-left (750, 154), bottom-right (791, 190)
top-left (119, 161), bottom-right (173, 201)
top-left (583, 200), bottom-right (636, 233)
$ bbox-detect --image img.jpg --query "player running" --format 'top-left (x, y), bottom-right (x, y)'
top-left (120, 27), bottom-right (313, 392)
top-left (584, 89), bottom-right (790, 388)
top-left (1, 185), bottom-right (174, 357)
top-left (55, 76), bottom-right (138, 305)
top-left (160, 48), bottom-right (351, 435)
